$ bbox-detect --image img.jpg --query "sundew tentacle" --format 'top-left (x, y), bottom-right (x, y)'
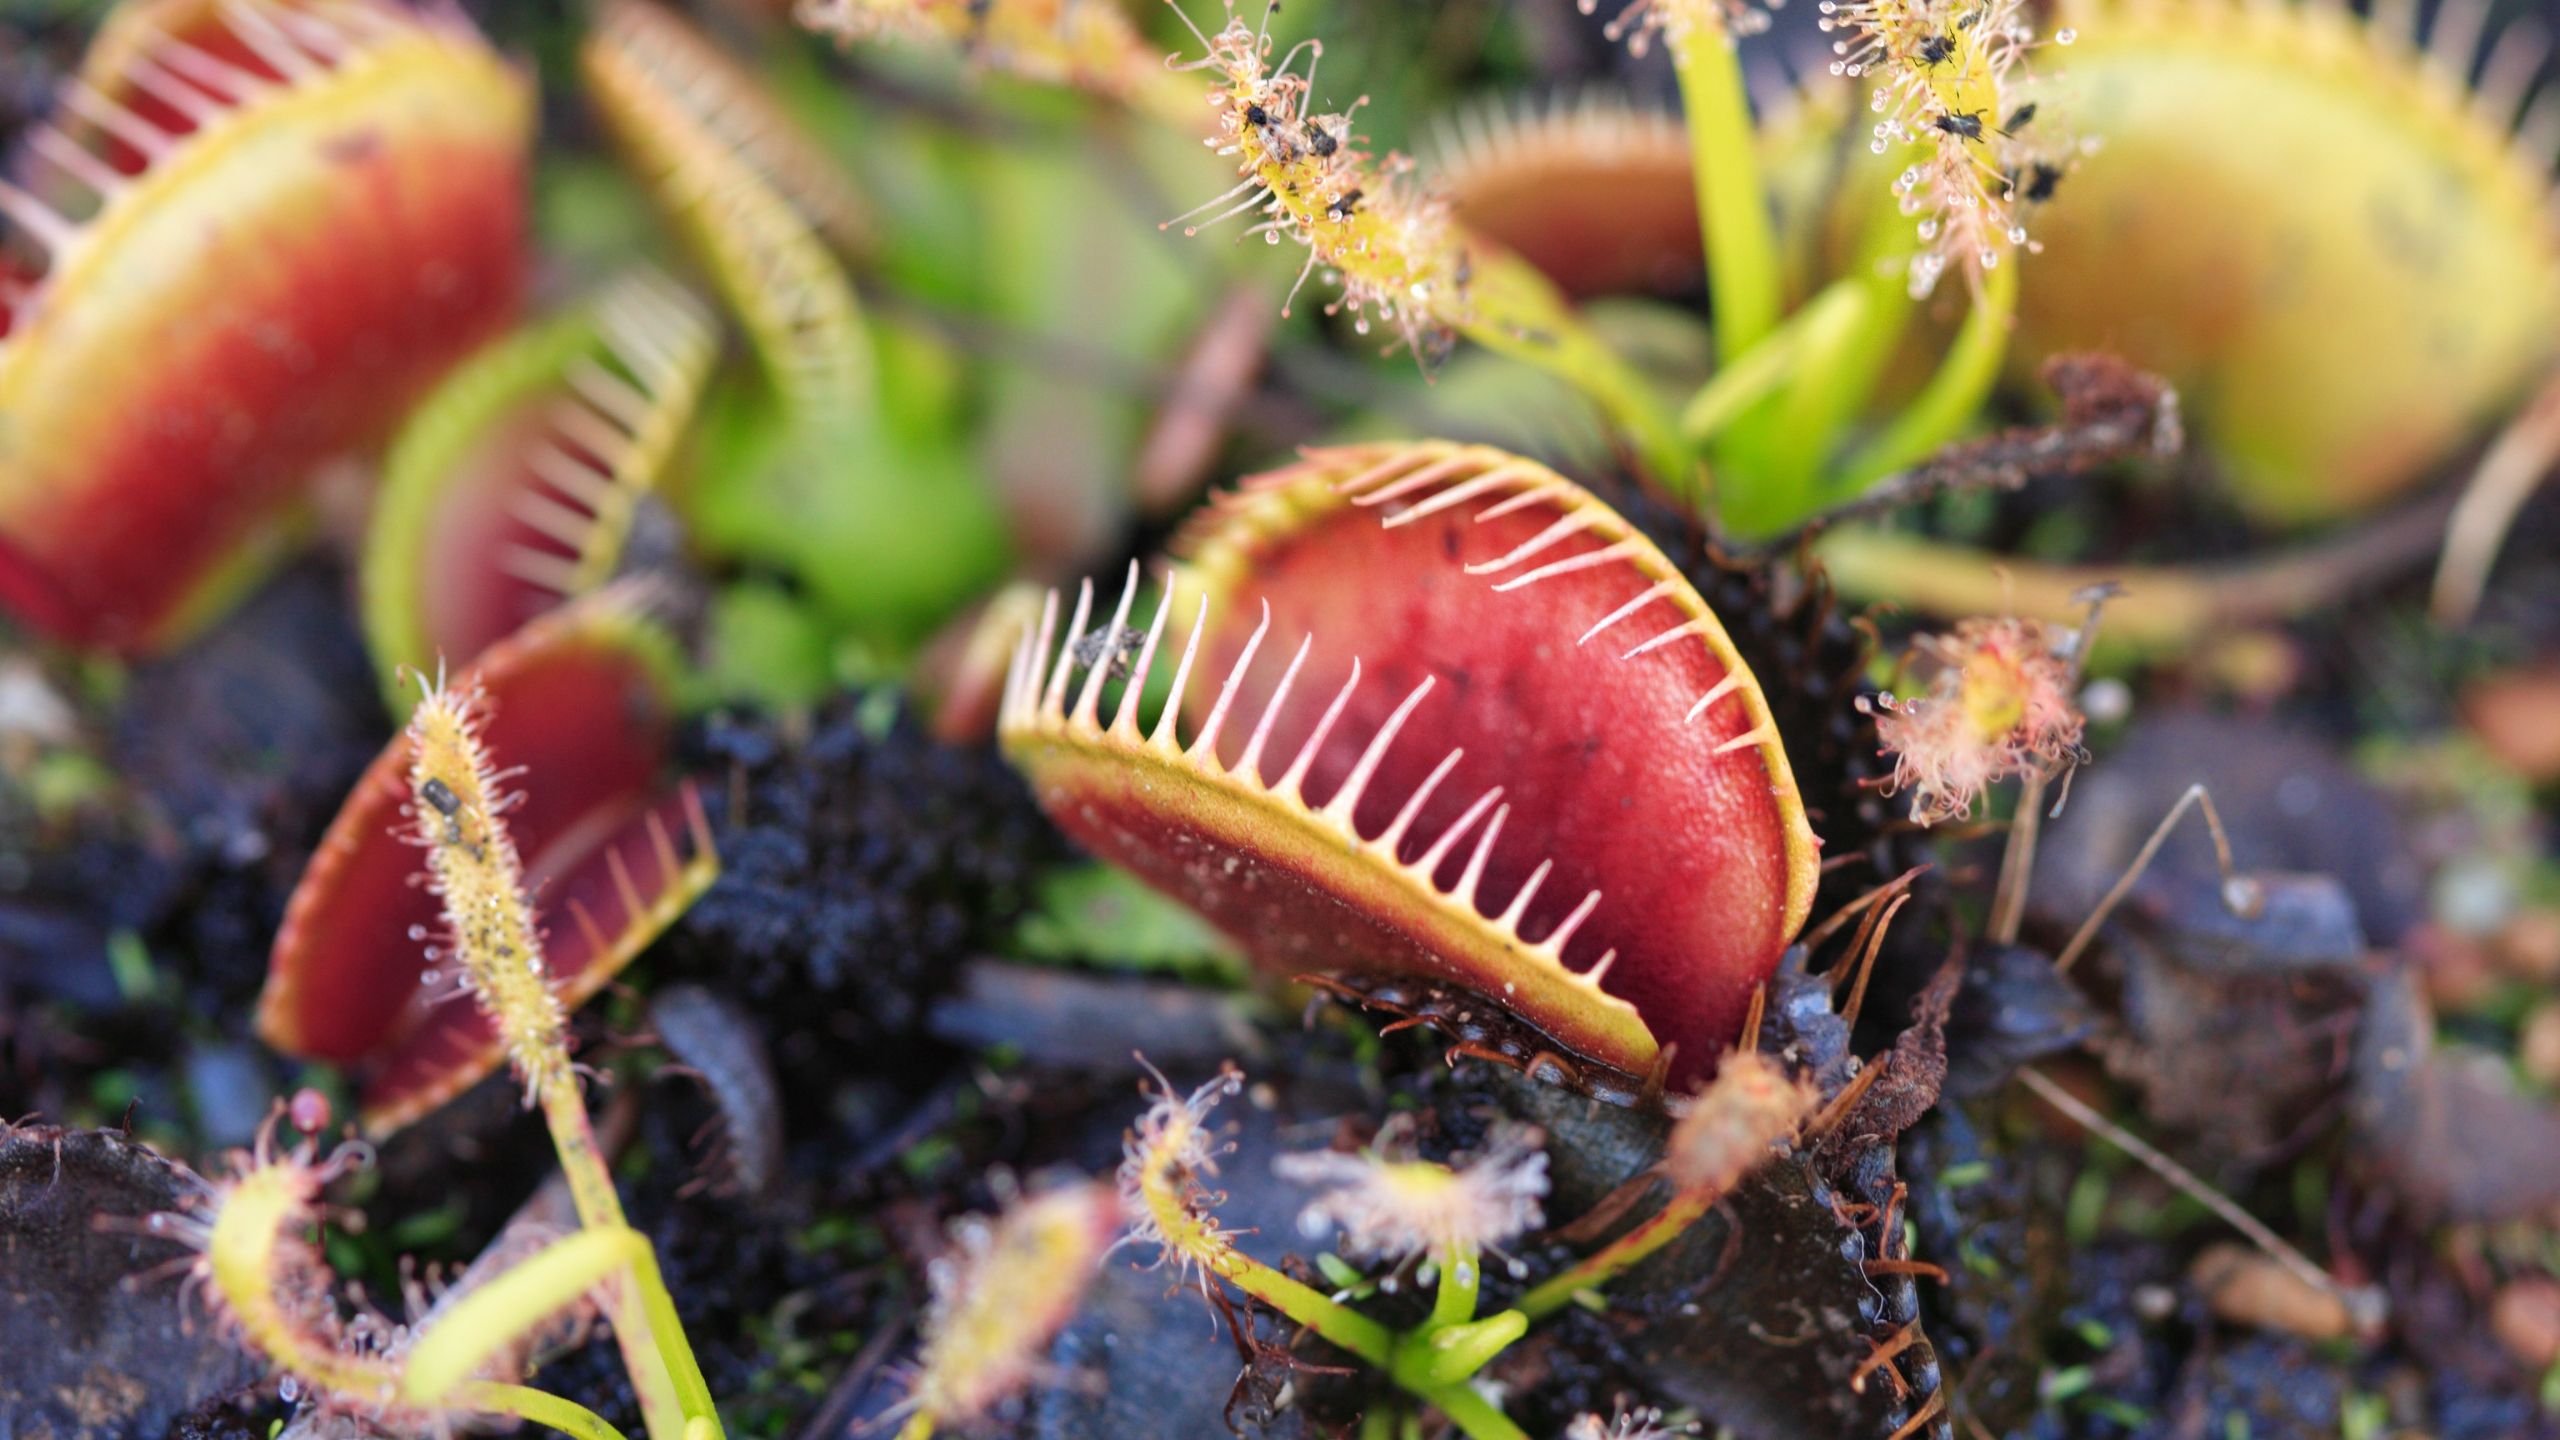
top-left (1817, 0), bottom-right (2077, 296)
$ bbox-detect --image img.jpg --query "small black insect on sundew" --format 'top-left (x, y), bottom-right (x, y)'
top-left (1306, 120), bottom-right (1338, 157)
top-left (1917, 33), bottom-right (1955, 65)
top-left (1329, 186), bottom-right (1364, 218)
top-left (421, 775), bottom-right (467, 848)
top-left (2023, 161), bottom-right (2065, 202)
top-left (1245, 102), bottom-right (1270, 126)
top-left (2005, 102), bottom-right (2038, 132)
top-left (422, 777), bottom-right (461, 818)
top-left (1933, 110), bottom-right (1986, 141)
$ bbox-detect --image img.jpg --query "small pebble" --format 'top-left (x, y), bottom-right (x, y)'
top-left (2522, 1004), bottom-right (2560, 1091)
top-left (2189, 1243), bottom-right (2352, 1342)
top-left (2492, 908), bottom-right (2560, 985)
top-left (2492, 1277), bottom-right (2560, 1370)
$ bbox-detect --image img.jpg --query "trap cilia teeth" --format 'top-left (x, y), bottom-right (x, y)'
top-left (362, 267), bottom-right (719, 703)
top-left (0, 0), bottom-right (531, 653)
top-left (1001, 440), bottom-right (1819, 1096)
top-left (581, 0), bottom-right (868, 416)
top-left (1426, 94), bottom-right (1702, 300)
top-left (581, 0), bottom-right (874, 266)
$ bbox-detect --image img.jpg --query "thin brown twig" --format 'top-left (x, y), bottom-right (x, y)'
top-left (1833, 894), bottom-right (1892, 998)
top-left (1839, 894), bottom-right (1911, 1032)
top-left (2053, 783), bottom-right (2260, 974)
top-left (1784, 353), bottom-right (2182, 547)
top-left (1987, 772), bottom-right (2047, 947)
top-left (1804, 865), bottom-right (1932, 959)
top-left (2017, 1067), bottom-right (2383, 1330)
top-left (1802, 1060), bottom-right (1885, 1144)
top-left (2434, 362), bottom-right (2560, 626)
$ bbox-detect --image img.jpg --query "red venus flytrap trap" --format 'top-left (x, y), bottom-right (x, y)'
top-left (361, 270), bottom-right (720, 702)
top-left (1001, 440), bottom-right (1820, 1094)
top-left (0, 0), bottom-right (531, 652)
top-left (257, 594), bottom-right (717, 1135)
top-left (153, 672), bottom-right (729, 1440)
top-left (1427, 97), bottom-right (1704, 300)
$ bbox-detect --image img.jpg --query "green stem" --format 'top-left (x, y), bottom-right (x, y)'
top-left (1136, 1135), bottom-right (1520, 1437)
top-left (536, 1076), bottom-right (721, 1440)
top-left (1672, 30), bottom-right (1780, 361)
top-left (1681, 277), bottom-right (1866, 444)
top-left (1734, 198), bottom-right (1919, 510)
top-left (1210, 1247), bottom-right (1398, 1366)
top-left (1460, 248), bottom-right (1693, 497)
top-left (1408, 1310), bottom-right (1528, 1388)
top-left (1515, 1186), bottom-right (1716, 1321)
top-left (1210, 1242), bottom-right (1524, 1439)
top-left (408, 1227), bottom-right (651, 1403)
top-left (1421, 1381), bottom-right (1534, 1440)
top-left (1429, 1244), bottom-right (1480, 1331)
top-left (625, 1239), bottom-right (722, 1426)
top-left (1711, 282), bottom-right (1880, 535)
top-left (462, 1383), bottom-right (634, 1440)
top-left (1839, 256), bottom-right (2019, 492)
